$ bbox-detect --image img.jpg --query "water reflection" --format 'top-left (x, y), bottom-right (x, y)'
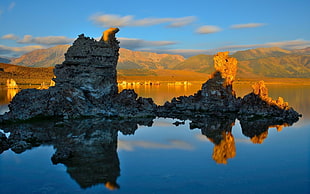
top-left (188, 115), bottom-right (236, 164)
top-left (6, 89), bottom-right (18, 101)
top-left (187, 114), bottom-right (298, 164)
top-left (0, 116), bottom-right (301, 189)
top-left (0, 117), bottom-right (154, 190)
top-left (240, 118), bottom-right (292, 144)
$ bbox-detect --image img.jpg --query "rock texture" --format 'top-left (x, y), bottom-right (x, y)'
top-left (213, 51), bottom-right (237, 86)
top-left (0, 30), bottom-right (302, 123)
top-left (157, 52), bottom-right (240, 117)
top-left (0, 28), bottom-right (156, 122)
top-left (158, 51), bottom-right (301, 123)
top-left (238, 80), bottom-right (301, 121)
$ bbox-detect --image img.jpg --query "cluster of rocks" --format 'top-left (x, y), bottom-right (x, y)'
top-left (238, 80), bottom-right (301, 121)
top-left (157, 53), bottom-right (240, 117)
top-left (0, 28), bottom-right (156, 122)
top-left (158, 52), bottom-right (301, 123)
top-left (0, 28), bottom-right (301, 123)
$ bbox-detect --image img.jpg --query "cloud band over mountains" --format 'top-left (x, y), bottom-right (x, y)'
top-left (2, 34), bottom-right (74, 45)
top-left (230, 23), bottom-right (266, 29)
top-left (90, 13), bottom-right (197, 28)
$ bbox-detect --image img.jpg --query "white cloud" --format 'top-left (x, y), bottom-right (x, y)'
top-left (230, 23), bottom-right (266, 29)
top-left (0, 45), bottom-right (45, 57)
top-left (217, 39), bottom-right (310, 51)
top-left (17, 35), bottom-right (74, 45)
top-left (119, 37), bottom-right (176, 50)
top-left (1, 34), bottom-right (19, 40)
top-left (140, 48), bottom-right (212, 58)
top-left (196, 25), bottom-right (222, 34)
top-left (90, 13), bottom-right (196, 28)
top-left (8, 2), bottom-right (16, 11)
top-left (140, 39), bottom-right (310, 58)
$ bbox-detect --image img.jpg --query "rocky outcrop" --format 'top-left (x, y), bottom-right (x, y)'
top-left (213, 51), bottom-right (237, 86)
top-left (0, 28), bottom-right (156, 122)
top-left (0, 29), bottom-right (301, 123)
top-left (157, 52), bottom-right (240, 117)
top-left (238, 80), bottom-right (301, 121)
top-left (158, 51), bottom-right (301, 122)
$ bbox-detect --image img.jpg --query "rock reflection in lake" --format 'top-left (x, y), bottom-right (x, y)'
top-left (186, 114), bottom-right (298, 164)
top-left (239, 118), bottom-right (293, 144)
top-left (0, 117), bottom-right (154, 190)
top-left (188, 115), bottom-right (236, 164)
top-left (0, 115), bottom-right (300, 189)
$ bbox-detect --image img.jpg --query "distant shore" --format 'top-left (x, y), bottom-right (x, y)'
top-left (1, 76), bottom-right (310, 87)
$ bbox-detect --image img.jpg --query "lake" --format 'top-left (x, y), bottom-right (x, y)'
top-left (0, 82), bottom-right (309, 193)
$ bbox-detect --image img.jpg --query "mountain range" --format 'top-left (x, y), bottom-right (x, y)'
top-left (4, 46), bottom-right (310, 78)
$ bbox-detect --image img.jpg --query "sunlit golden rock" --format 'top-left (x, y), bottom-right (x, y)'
top-left (252, 80), bottom-right (268, 98)
top-left (50, 79), bottom-right (55, 87)
top-left (6, 79), bottom-right (19, 89)
top-left (101, 27), bottom-right (120, 43)
top-left (105, 181), bottom-right (119, 190)
top-left (251, 80), bottom-right (290, 110)
top-left (213, 51), bottom-right (238, 86)
top-left (7, 89), bottom-right (18, 101)
top-left (250, 130), bottom-right (268, 144)
top-left (239, 80), bottom-right (301, 121)
top-left (212, 132), bottom-right (236, 164)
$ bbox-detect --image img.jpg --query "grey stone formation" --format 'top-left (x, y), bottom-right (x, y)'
top-left (54, 33), bottom-right (119, 99)
top-left (238, 80), bottom-right (301, 122)
top-left (0, 30), bottom-right (301, 123)
top-left (0, 28), bottom-right (156, 122)
top-left (157, 52), bottom-right (301, 124)
top-left (157, 52), bottom-right (241, 118)
top-left (157, 71), bottom-right (241, 118)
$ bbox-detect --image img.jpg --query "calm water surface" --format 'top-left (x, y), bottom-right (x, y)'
top-left (0, 83), bottom-right (309, 193)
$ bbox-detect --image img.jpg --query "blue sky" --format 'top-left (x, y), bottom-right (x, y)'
top-left (0, 0), bottom-right (309, 57)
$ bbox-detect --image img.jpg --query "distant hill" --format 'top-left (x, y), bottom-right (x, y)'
top-left (10, 45), bottom-right (70, 67)
top-left (173, 54), bottom-right (214, 72)
top-left (2, 46), bottom-right (310, 78)
top-left (172, 47), bottom-right (310, 78)
top-left (0, 63), bottom-right (54, 85)
top-left (232, 47), bottom-right (310, 78)
top-left (0, 57), bottom-right (11, 64)
top-left (118, 48), bottom-right (185, 69)
top-left (9, 46), bottom-right (185, 70)
top-left (231, 47), bottom-right (291, 61)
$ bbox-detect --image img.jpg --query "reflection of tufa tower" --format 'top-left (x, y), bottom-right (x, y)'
top-left (53, 28), bottom-right (120, 98)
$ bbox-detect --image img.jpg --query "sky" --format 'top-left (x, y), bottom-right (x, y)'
top-left (0, 0), bottom-right (309, 58)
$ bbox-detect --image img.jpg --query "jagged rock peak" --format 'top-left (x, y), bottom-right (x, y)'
top-left (213, 51), bottom-right (237, 86)
top-left (53, 28), bottom-right (120, 98)
top-left (251, 80), bottom-right (289, 109)
top-left (63, 28), bottom-right (120, 65)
